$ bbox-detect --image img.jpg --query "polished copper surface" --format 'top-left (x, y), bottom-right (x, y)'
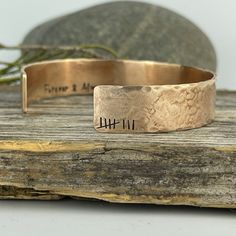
top-left (22, 59), bottom-right (216, 133)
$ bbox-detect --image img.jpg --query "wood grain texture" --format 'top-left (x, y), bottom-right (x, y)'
top-left (0, 85), bottom-right (235, 208)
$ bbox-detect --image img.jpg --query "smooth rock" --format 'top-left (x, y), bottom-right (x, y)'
top-left (23, 1), bottom-right (217, 71)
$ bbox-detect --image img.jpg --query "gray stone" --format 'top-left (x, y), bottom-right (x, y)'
top-left (23, 1), bottom-right (217, 71)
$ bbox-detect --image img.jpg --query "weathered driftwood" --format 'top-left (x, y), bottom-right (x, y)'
top-left (0, 85), bottom-right (235, 208)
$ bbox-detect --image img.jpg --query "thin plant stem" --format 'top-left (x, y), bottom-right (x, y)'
top-left (0, 76), bottom-right (20, 84)
top-left (0, 43), bottom-right (119, 84)
top-left (1, 44), bottom-right (118, 58)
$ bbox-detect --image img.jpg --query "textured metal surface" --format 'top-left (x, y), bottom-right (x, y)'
top-left (22, 58), bottom-right (216, 133)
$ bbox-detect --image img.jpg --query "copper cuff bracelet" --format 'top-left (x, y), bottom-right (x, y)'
top-left (21, 59), bottom-right (216, 133)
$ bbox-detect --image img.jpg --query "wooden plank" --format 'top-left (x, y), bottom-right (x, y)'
top-left (0, 85), bottom-right (235, 208)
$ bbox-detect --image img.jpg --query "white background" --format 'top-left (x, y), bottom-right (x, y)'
top-left (0, 0), bottom-right (236, 90)
top-left (0, 200), bottom-right (236, 236)
top-left (0, 1), bottom-right (236, 236)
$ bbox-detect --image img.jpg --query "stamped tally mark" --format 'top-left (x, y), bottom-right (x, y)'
top-left (97, 117), bottom-right (135, 130)
top-left (122, 119), bottom-right (135, 130)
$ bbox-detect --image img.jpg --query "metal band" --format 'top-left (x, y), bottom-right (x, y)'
top-left (21, 59), bottom-right (216, 133)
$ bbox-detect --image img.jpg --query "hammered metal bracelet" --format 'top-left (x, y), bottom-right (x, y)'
top-left (21, 59), bottom-right (216, 133)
